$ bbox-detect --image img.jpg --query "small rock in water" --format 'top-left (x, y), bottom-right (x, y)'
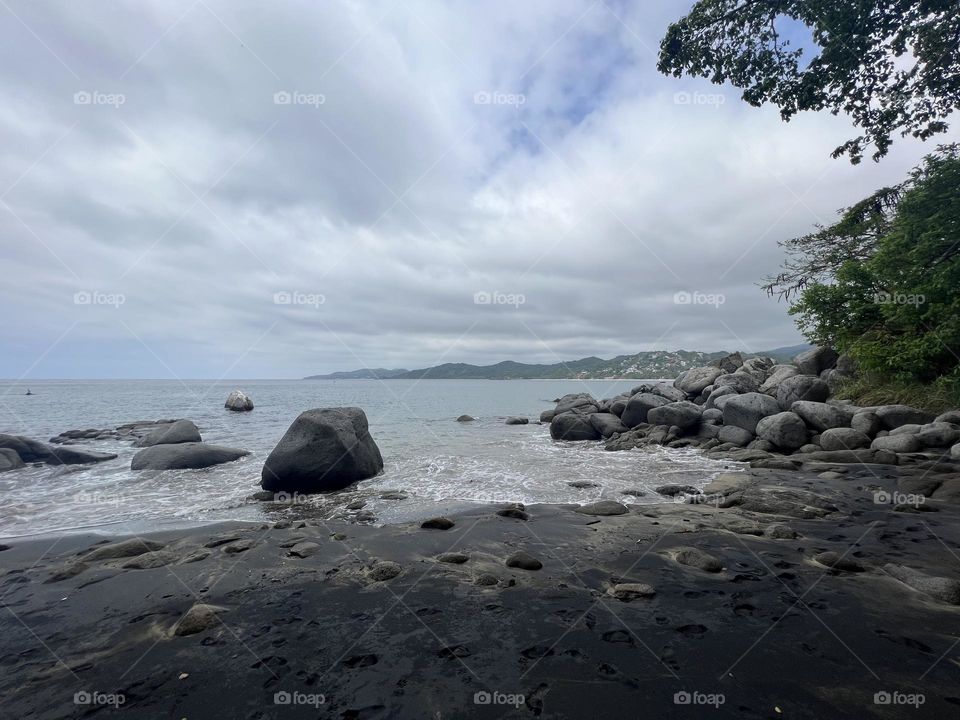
top-left (673, 547), bottom-right (723, 573)
top-left (654, 485), bottom-right (700, 497)
top-left (174, 604), bottom-right (224, 636)
top-left (224, 390), bottom-right (254, 412)
top-left (368, 561), bottom-right (402, 581)
top-left (568, 481), bottom-right (599, 489)
top-left (505, 417), bottom-right (529, 425)
top-left (620, 489), bottom-right (646, 497)
top-left (380, 491), bottom-right (408, 501)
top-left (575, 501), bottom-right (628, 516)
top-left (456, 415), bottom-right (475, 422)
top-left (421, 517), bottom-right (455, 530)
top-left (505, 551), bottom-right (542, 571)
top-left (346, 499), bottom-right (366, 510)
top-left (607, 583), bottom-right (656, 601)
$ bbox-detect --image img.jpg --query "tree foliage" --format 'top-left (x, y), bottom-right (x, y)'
top-left (765, 145), bottom-right (960, 382)
top-left (658, 0), bottom-right (960, 162)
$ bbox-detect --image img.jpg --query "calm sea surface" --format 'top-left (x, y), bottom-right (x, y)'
top-left (0, 379), bottom-right (742, 538)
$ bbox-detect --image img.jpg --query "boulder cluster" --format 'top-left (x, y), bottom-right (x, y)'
top-left (544, 347), bottom-right (960, 468)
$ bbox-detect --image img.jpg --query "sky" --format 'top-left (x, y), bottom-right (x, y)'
top-left (0, 0), bottom-right (952, 379)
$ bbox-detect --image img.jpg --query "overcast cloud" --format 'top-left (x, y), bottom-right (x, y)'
top-left (0, 0), bottom-right (952, 379)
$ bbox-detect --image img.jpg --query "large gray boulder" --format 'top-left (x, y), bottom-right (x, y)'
top-left (819, 427), bottom-right (872, 451)
top-left (916, 422), bottom-right (960, 448)
top-left (551, 412), bottom-right (601, 441)
top-left (674, 366), bottom-right (724, 395)
top-left (608, 396), bottom-right (629, 417)
top-left (851, 411), bottom-right (881, 437)
top-left (871, 434), bottom-right (921, 453)
top-left (131, 442), bottom-right (249, 470)
top-left (776, 375), bottom-right (830, 409)
top-left (135, 419), bottom-right (201, 447)
top-left (0, 434), bottom-right (116, 465)
top-left (793, 346), bottom-right (838, 376)
top-left (709, 351), bottom-right (744, 373)
top-left (758, 364), bottom-right (800, 395)
top-left (790, 401), bottom-right (855, 431)
top-left (737, 357), bottom-right (775, 381)
top-left (261, 407), bottom-right (383, 493)
top-left (875, 405), bottom-right (933, 430)
top-left (555, 393), bottom-right (599, 415)
top-left (722, 393), bottom-right (781, 434)
top-left (225, 390), bottom-right (254, 411)
top-left (0, 448), bottom-right (24, 472)
top-left (621, 393), bottom-right (669, 428)
top-left (650, 383), bottom-right (687, 403)
top-left (755, 412), bottom-right (808, 450)
top-left (704, 386), bottom-right (738, 410)
top-left (934, 410), bottom-right (960, 425)
top-left (647, 401), bottom-right (702, 430)
top-left (589, 413), bottom-right (627, 439)
top-left (713, 373), bottom-right (760, 394)
top-left (718, 425), bottom-right (755, 447)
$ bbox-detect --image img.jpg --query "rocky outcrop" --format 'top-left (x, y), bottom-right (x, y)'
top-left (131, 443), bottom-right (249, 470)
top-left (674, 366), bottom-right (724, 395)
top-left (0, 448), bottom-right (24, 472)
top-left (646, 401), bottom-right (701, 430)
top-left (722, 393), bottom-right (780, 434)
top-left (135, 419), bottom-right (202, 447)
top-left (551, 412), bottom-right (601, 441)
top-left (224, 390), bottom-right (254, 412)
top-left (0, 434), bottom-right (117, 465)
top-left (620, 393), bottom-right (669, 428)
top-left (755, 412), bottom-right (807, 450)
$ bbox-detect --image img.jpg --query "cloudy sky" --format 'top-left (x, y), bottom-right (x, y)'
top-left (0, 0), bottom-right (951, 379)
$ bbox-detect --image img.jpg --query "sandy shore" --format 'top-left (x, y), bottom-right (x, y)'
top-left (1, 465), bottom-right (958, 719)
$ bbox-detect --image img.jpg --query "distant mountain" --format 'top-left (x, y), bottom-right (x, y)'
top-left (304, 345), bottom-right (812, 380)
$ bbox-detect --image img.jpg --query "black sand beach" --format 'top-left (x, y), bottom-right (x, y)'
top-left (2, 466), bottom-right (958, 719)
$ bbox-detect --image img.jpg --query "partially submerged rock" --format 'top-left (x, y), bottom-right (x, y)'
top-left (135, 419), bottom-right (202, 448)
top-left (131, 443), bottom-right (249, 470)
top-left (224, 390), bottom-right (254, 411)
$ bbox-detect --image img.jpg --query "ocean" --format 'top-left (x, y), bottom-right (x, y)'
top-left (0, 379), bottom-right (741, 538)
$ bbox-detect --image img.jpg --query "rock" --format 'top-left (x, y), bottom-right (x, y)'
top-left (122, 550), bottom-right (179, 569)
top-left (764, 524), bottom-right (798, 539)
top-left (620, 393), bottom-right (669, 428)
top-left (722, 393), bottom-right (781, 434)
top-left (851, 412), bottom-right (881, 437)
top-left (790, 401), bottom-right (855, 431)
top-left (620, 488), bottom-right (646, 497)
top-left (555, 393), bottom-right (599, 415)
top-left (721, 487), bottom-right (837, 518)
top-left (673, 547), bottom-right (722, 573)
top-left (934, 410), bottom-right (960, 425)
top-left (813, 551), bottom-right (864, 572)
top-left (793, 346), bottom-right (838, 376)
top-left (288, 542), bottom-right (321, 558)
top-left (538, 410), bottom-right (554, 423)
top-left (916, 422), bottom-right (960, 448)
top-left (505, 417), bottom-right (529, 425)
top-left (608, 396), bottom-right (629, 417)
top-left (674, 366), bottom-right (724, 395)
top-left (799, 449), bottom-right (878, 464)
top-left (755, 411), bottom-right (808, 450)
top-left (475, 573), bottom-right (499, 586)
top-left (702, 472), bottom-right (753, 495)
top-left (0, 448), bottom-right (24, 472)
top-left (589, 413), bottom-right (627, 438)
top-left (135, 419), bottom-right (202, 447)
top-left (0, 434), bottom-right (116, 465)
top-left (181, 549), bottom-right (211, 563)
top-left (457, 415), bottom-right (475, 422)
top-left (654, 484), bottom-right (699, 497)
top-left (132, 442), bottom-right (249, 470)
top-left (647, 401), bottom-right (702, 430)
top-left (701, 408), bottom-right (723, 423)
top-left (884, 564), bottom-right (960, 605)
top-left (819, 428), bottom-right (872, 451)
top-left (505, 552), bottom-right (542, 571)
top-left (758, 365), bottom-right (801, 394)
top-left (574, 500), bottom-right (628, 516)
top-left (871, 434), bottom-right (921, 453)
top-left (709, 351), bottom-right (744, 373)
top-left (607, 583), bottom-right (656, 601)
top-left (889, 424), bottom-right (922, 436)
top-left (261, 407), bottom-right (383, 493)
top-left (224, 390), bottom-right (254, 412)
top-left (718, 425), bottom-right (755, 446)
top-left (85, 538), bottom-right (166, 561)
top-left (437, 552), bottom-right (469, 564)
top-left (496, 508), bottom-right (529, 520)
top-left (174, 604), bottom-right (224, 636)
top-left (568, 480), bottom-right (599, 489)
top-left (713, 373), bottom-right (760, 394)
top-left (650, 384), bottom-right (687, 403)
top-left (953, 444), bottom-right (960, 459)
top-left (550, 411), bottom-right (601, 441)
top-left (738, 356), bottom-right (775, 380)
top-left (222, 539), bottom-right (255, 554)
top-left (421, 517), bottom-right (455, 530)
top-left (380, 490), bottom-right (408, 500)
top-left (875, 405), bottom-right (934, 430)
top-left (368, 561), bottom-right (402, 581)
top-left (44, 562), bottom-right (88, 583)
top-left (776, 375), bottom-right (830, 410)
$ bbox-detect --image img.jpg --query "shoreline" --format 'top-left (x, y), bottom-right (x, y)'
top-left (2, 466), bottom-right (958, 718)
